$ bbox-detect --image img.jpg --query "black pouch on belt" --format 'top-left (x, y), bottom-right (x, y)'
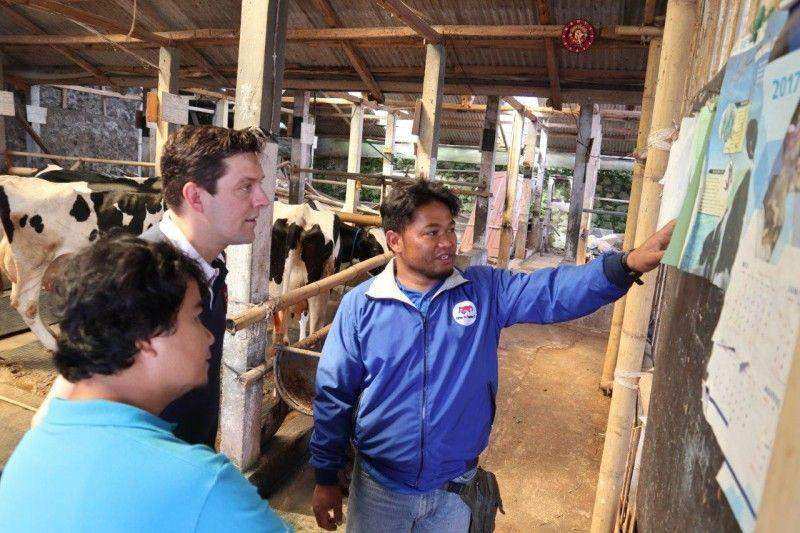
top-left (444, 467), bottom-right (505, 533)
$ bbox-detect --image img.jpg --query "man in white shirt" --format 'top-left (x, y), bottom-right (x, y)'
top-left (33, 125), bottom-right (271, 447)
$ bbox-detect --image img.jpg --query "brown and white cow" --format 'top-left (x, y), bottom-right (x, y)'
top-left (0, 172), bottom-right (163, 350)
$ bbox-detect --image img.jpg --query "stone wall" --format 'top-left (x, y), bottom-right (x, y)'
top-left (4, 86), bottom-right (144, 175)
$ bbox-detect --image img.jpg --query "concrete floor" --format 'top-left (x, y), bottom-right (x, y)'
top-left (267, 320), bottom-right (612, 532)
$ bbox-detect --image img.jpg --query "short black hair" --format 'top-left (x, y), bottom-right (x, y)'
top-left (53, 234), bottom-right (208, 382)
top-left (380, 179), bottom-right (461, 234)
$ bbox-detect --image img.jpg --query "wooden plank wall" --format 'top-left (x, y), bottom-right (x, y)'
top-left (637, 0), bottom-right (764, 530)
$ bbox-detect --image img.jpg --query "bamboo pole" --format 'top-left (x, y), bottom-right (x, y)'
top-left (332, 210), bottom-right (382, 227)
top-left (4, 150), bottom-right (157, 168)
top-left (590, 0), bottom-right (698, 530)
top-left (600, 39), bottom-right (662, 394)
top-left (228, 252), bottom-right (392, 332)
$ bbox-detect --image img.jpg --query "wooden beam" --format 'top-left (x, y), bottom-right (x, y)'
top-left (0, 1), bottom-right (114, 85)
top-left (644, 0), bottom-right (658, 25)
top-left (575, 110), bottom-right (603, 265)
top-left (414, 43), bottom-right (445, 180)
top-left (503, 96), bottom-right (539, 125)
top-left (155, 47), bottom-right (180, 176)
top-left (0, 55), bottom-right (7, 173)
top-left (0, 25), bottom-right (662, 47)
top-left (12, 0), bottom-right (171, 46)
top-left (382, 112), bottom-right (396, 180)
top-left (344, 104), bottom-right (365, 212)
top-left (373, 0), bottom-right (441, 43)
top-left (220, 0), bottom-right (286, 473)
top-left (513, 119), bottom-right (537, 260)
top-left (213, 98), bottom-right (229, 127)
top-left (108, 0), bottom-right (229, 87)
top-left (565, 103), bottom-right (593, 262)
top-left (473, 95), bottom-right (499, 252)
top-left (535, 0), bottom-right (562, 109)
top-left (310, 0), bottom-right (383, 101)
top-left (289, 90), bottom-right (310, 204)
top-left (497, 111), bottom-right (525, 268)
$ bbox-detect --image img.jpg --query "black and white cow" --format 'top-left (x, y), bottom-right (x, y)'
top-left (270, 201), bottom-right (341, 343)
top-left (270, 200), bottom-right (388, 343)
top-left (0, 173), bottom-right (164, 350)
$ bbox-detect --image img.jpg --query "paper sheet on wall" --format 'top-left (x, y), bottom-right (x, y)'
top-left (702, 33), bottom-right (800, 533)
top-left (658, 115), bottom-right (699, 228)
top-left (0, 90), bottom-right (14, 117)
top-left (662, 103), bottom-right (716, 266)
top-left (159, 91), bottom-right (189, 125)
top-left (679, 11), bottom-right (788, 288)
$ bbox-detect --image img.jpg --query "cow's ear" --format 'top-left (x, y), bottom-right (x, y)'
top-left (182, 181), bottom-right (205, 214)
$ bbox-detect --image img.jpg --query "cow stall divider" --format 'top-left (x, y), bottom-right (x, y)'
top-left (221, 251), bottom-right (392, 484)
top-left (293, 166), bottom-right (490, 199)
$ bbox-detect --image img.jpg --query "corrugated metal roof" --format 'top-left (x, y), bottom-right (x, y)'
top-left (0, 0), bottom-right (659, 153)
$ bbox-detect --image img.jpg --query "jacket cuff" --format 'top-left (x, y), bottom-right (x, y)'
top-left (602, 252), bottom-right (635, 290)
top-left (315, 468), bottom-right (340, 486)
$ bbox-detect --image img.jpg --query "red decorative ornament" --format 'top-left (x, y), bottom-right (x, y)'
top-left (561, 19), bottom-right (596, 53)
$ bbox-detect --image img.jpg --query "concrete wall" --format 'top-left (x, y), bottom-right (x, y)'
top-left (5, 86), bottom-right (143, 174)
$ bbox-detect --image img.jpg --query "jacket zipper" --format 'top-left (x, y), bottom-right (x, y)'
top-left (414, 313), bottom-right (429, 487)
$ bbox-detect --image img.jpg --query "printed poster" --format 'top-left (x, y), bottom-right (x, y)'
top-left (702, 36), bottom-right (800, 532)
top-left (679, 11), bottom-right (788, 288)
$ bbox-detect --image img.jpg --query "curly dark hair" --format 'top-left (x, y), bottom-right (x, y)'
top-left (380, 179), bottom-right (461, 235)
top-left (53, 234), bottom-right (208, 382)
top-left (160, 125), bottom-right (266, 211)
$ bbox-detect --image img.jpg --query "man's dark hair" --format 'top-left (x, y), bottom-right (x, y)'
top-left (53, 234), bottom-right (208, 382)
top-left (379, 179), bottom-right (461, 234)
top-left (160, 125), bottom-right (266, 210)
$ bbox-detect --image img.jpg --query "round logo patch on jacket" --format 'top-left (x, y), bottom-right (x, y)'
top-left (452, 300), bottom-right (477, 326)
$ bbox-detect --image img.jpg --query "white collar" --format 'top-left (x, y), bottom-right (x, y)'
top-left (365, 258), bottom-right (469, 305)
top-left (158, 210), bottom-right (223, 285)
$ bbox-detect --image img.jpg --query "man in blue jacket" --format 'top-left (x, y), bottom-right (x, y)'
top-left (310, 180), bottom-right (674, 532)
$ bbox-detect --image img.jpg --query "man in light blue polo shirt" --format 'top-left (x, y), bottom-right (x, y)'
top-left (0, 235), bottom-right (290, 532)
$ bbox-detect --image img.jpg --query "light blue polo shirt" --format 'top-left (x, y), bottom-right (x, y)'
top-left (0, 398), bottom-right (291, 532)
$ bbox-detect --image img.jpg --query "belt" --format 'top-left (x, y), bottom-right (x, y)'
top-left (441, 457), bottom-right (479, 493)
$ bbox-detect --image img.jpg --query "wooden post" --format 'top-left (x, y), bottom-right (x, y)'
top-left (513, 119), bottom-right (538, 260)
top-left (530, 127), bottom-right (549, 251)
top-left (576, 108), bottom-right (603, 265)
top-left (0, 55), bottom-right (6, 173)
top-left (600, 39), bottom-right (662, 394)
top-left (25, 85), bottom-right (41, 168)
top-left (155, 47), bottom-right (180, 177)
top-left (473, 95), bottom-right (500, 253)
top-left (381, 113), bottom-right (396, 203)
top-left (414, 43), bottom-right (445, 181)
top-left (213, 98), bottom-right (229, 128)
top-left (590, 0), bottom-right (697, 528)
top-left (565, 102), bottom-right (593, 262)
top-left (289, 90), bottom-right (310, 204)
top-left (541, 173), bottom-right (555, 252)
top-left (756, 335), bottom-right (800, 531)
top-left (344, 104), bottom-right (364, 212)
top-left (497, 110), bottom-right (524, 268)
top-left (219, 0), bottom-right (286, 472)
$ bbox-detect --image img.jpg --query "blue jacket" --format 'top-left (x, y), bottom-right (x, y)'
top-left (310, 253), bottom-right (632, 492)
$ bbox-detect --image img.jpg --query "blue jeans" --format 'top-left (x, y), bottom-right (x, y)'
top-left (346, 460), bottom-right (474, 533)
